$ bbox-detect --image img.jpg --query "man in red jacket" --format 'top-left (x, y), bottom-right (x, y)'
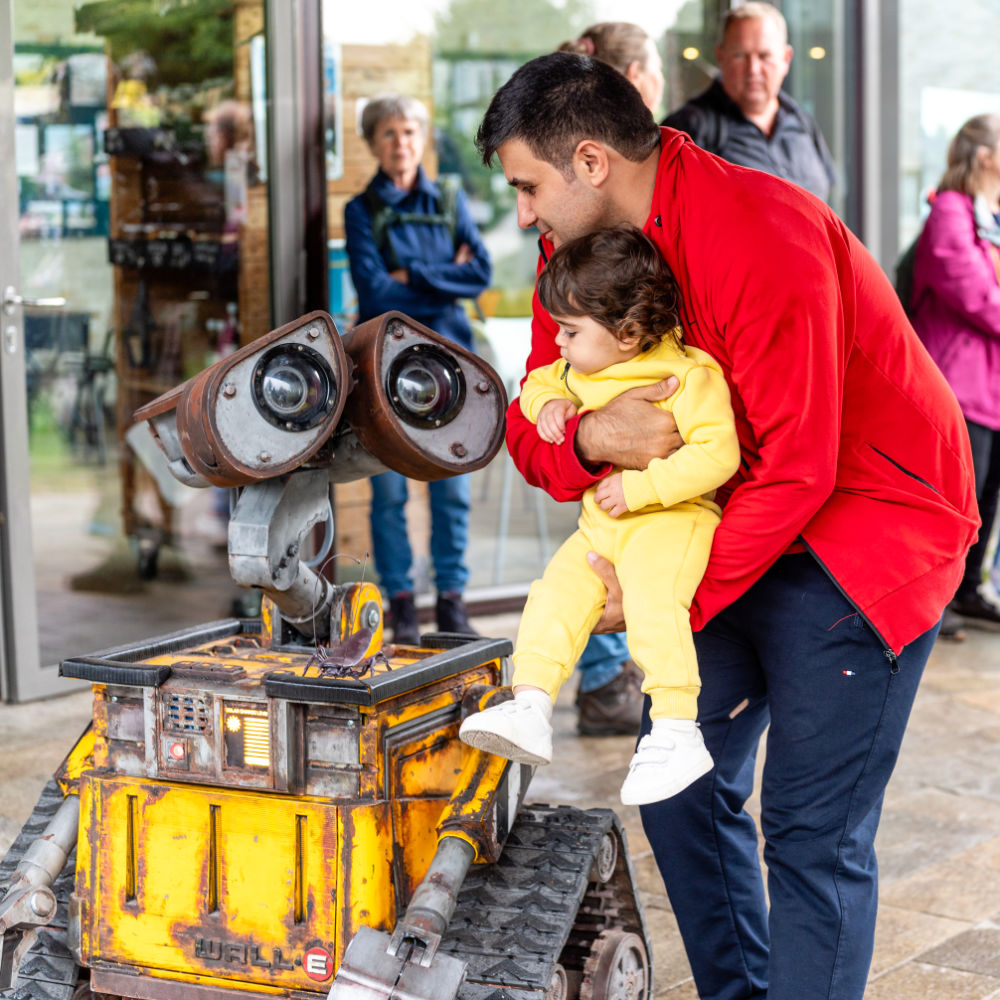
top-left (477, 53), bottom-right (978, 1000)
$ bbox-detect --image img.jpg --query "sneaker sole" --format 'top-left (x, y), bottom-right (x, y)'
top-left (459, 727), bottom-right (551, 766)
top-left (619, 754), bottom-right (714, 806)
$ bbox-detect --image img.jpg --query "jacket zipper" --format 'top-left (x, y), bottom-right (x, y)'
top-left (800, 540), bottom-right (900, 674)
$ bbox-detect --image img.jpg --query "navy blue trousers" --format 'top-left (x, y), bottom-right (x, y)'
top-left (639, 553), bottom-right (937, 1000)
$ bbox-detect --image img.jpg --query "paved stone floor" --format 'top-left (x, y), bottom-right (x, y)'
top-left (2, 611), bottom-right (1000, 998)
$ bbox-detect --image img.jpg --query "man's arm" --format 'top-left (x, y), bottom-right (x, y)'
top-left (576, 381), bottom-right (685, 470)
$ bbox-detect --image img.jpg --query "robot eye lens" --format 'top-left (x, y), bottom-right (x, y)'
top-left (252, 345), bottom-right (335, 429)
top-left (262, 365), bottom-right (310, 414)
top-left (388, 347), bottom-right (464, 427)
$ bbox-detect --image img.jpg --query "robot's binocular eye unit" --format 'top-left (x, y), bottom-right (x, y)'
top-left (342, 312), bottom-right (505, 482)
top-left (134, 310), bottom-right (507, 489)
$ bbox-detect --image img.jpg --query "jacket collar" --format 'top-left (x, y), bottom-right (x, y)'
top-left (703, 76), bottom-right (801, 129)
top-left (973, 193), bottom-right (1000, 246)
top-left (369, 165), bottom-right (435, 205)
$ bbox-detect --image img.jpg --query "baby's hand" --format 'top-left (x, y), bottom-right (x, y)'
top-left (536, 399), bottom-right (577, 444)
top-left (595, 472), bottom-right (629, 518)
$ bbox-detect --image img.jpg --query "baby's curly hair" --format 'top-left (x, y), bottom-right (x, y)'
top-left (537, 224), bottom-right (683, 351)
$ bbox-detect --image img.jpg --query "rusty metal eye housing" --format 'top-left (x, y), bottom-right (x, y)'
top-left (134, 311), bottom-right (351, 488)
top-left (343, 311), bottom-right (507, 482)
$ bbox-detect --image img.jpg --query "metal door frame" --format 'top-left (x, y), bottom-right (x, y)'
top-left (0, 0), bottom-right (44, 701)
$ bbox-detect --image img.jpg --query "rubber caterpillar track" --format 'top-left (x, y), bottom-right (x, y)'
top-left (440, 804), bottom-right (652, 1000)
top-left (0, 781), bottom-right (79, 1000)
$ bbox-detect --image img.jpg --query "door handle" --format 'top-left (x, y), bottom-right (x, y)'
top-left (3, 286), bottom-right (67, 317)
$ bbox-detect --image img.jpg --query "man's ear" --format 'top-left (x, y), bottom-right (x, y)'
top-left (572, 140), bottom-right (611, 188)
top-left (781, 45), bottom-right (794, 76)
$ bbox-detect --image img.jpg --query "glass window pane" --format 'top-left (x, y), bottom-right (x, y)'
top-left (322, 0), bottom-right (719, 594)
top-left (15, 0), bottom-right (273, 668)
top-left (898, 0), bottom-right (1000, 245)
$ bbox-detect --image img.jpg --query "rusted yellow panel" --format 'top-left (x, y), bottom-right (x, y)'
top-left (336, 803), bottom-right (394, 966)
top-left (74, 778), bottom-right (98, 963)
top-left (337, 581), bottom-right (383, 659)
top-left (82, 774), bottom-right (343, 992)
top-left (441, 748), bottom-right (508, 822)
top-left (436, 748), bottom-right (512, 863)
top-left (56, 724), bottom-right (96, 794)
top-left (393, 798), bottom-right (447, 901)
top-left (90, 688), bottom-right (109, 770)
top-left (260, 597), bottom-right (277, 643)
top-left (394, 727), bottom-right (464, 798)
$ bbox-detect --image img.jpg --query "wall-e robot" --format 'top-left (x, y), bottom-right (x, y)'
top-left (0, 311), bottom-right (652, 1000)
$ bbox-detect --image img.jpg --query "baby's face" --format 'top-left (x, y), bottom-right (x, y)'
top-left (552, 314), bottom-right (637, 374)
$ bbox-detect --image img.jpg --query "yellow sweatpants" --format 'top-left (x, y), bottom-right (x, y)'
top-left (512, 501), bottom-right (720, 720)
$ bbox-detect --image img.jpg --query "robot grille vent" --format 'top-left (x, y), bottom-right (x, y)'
top-left (165, 694), bottom-right (209, 732)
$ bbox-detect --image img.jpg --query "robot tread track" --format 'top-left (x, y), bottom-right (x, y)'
top-left (439, 803), bottom-right (652, 1000)
top-left (0, 781), bottom-right (79, 1000)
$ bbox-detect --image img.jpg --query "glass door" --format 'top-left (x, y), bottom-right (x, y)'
top-left (0, 0), bottom-right (277, 700)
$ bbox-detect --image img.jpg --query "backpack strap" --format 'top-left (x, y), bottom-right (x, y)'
top-left (363, 178), bottom-right (461, 272)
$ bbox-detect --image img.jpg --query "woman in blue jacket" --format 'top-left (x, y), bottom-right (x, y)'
top-left (344, 94), bottom-right (492, 643)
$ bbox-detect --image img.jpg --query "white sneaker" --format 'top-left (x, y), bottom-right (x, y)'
top-left (619, 724), bottom-right (713, 805)
top-left (459, 699), bottom-right (553, 765)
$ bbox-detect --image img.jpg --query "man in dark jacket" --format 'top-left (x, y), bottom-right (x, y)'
top-left (663, 1), bottom-right (836, 201)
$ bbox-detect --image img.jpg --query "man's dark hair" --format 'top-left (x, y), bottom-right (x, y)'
top-left (537, 224), bottom-right (682, 352)
top-left (476, 52), bottom-right (660, 174)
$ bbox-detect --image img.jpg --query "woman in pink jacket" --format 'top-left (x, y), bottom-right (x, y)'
top-left (912, 113), bottom-right (1000, 624)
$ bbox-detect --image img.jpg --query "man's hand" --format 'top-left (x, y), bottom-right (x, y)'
top-left (576, 377), bottom-right (682, 470)
top-left (586, 551), bottom-right (625, 633)
top-left (389, 268), bottom-right (409, 284)
top-left (453, 242), bottom-right (474, 265)
top-left (594, 472), bottom-right (629, 517)
top-left (537, 398), bottom-right (578, 444)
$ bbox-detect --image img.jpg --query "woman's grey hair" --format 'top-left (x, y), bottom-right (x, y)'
top-left (360, 94), bottom-right (429, 144)
top-left (939, 113), bottom-right (1000, 196)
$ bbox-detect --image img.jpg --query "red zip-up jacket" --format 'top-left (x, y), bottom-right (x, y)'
top-left (506, 128), bottom-right (978, 654)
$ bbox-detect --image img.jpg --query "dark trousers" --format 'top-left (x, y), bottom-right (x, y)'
top-left (639, 553), bottom-right (937, 1000)
top-left (958, 418), bottom-right (1000, 597)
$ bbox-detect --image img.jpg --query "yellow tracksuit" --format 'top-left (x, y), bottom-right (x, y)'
top-left (513, 339), bottom-right (740, 719)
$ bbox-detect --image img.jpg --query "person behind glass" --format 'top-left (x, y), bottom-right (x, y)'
top-left (663, 2), bottom-right (836, 202)
top-left (460, 225), bottom-right (739, 805)
top-left (910, 113), bottom-right (1000, 627)
top-left (553, 21), bottom-right (664, 737)
top-left (344, 94), bottom-right (492, 643)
